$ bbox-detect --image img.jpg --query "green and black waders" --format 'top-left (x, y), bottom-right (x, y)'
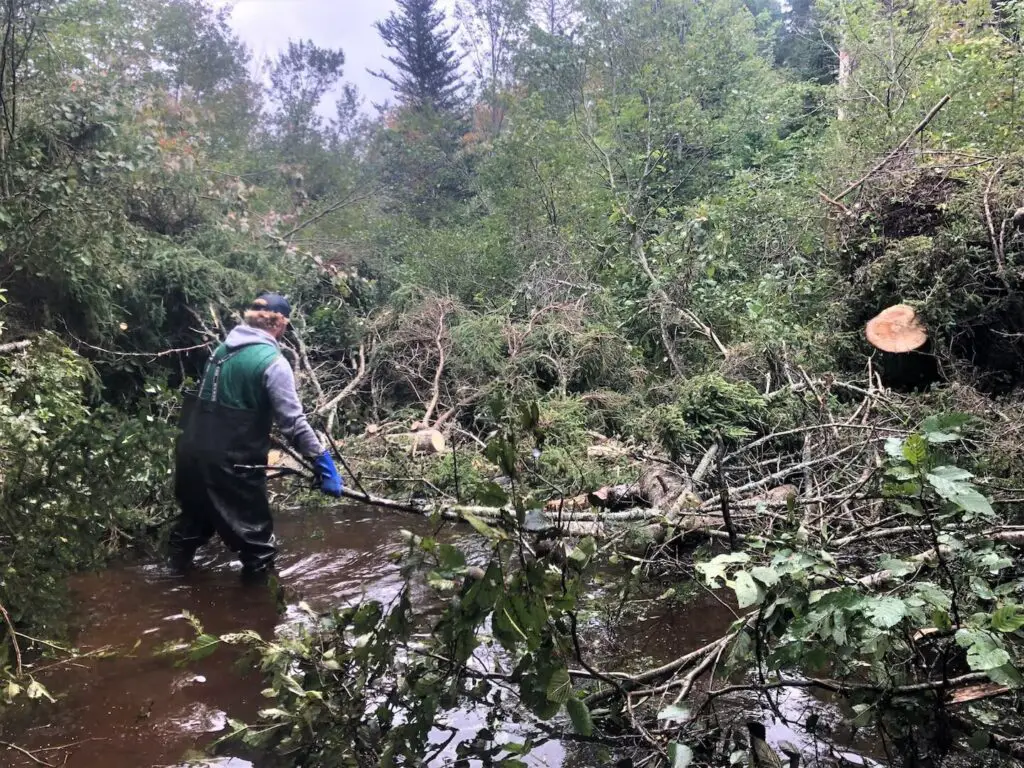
top-left (169, 342), bottom-right (280, 579)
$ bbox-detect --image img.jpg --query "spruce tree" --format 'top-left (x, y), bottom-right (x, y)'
top-left (371, 0), bottom-right (464, 113)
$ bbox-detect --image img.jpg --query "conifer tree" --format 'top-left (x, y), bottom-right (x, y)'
top-left (371, 0), bottom-right (464, 113)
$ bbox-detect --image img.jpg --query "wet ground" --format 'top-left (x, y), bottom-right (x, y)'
top-left (0, 504), bottom-right (879, 768)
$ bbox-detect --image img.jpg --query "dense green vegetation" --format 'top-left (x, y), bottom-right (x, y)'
top-left (4, 0), bottom-right (1024, 764)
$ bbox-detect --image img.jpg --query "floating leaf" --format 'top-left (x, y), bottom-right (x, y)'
top-left (26, 680), bottom-right (54, 702)
top-left (188, 633), bottom-right (220, 661)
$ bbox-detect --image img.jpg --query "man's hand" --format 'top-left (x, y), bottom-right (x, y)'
top-left (313, 451), bottom-right (344, 497)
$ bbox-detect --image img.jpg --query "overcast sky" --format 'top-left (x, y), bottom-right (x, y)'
top-left (218, 0), bottom-right (461, 113)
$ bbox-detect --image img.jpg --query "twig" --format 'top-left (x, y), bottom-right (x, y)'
top-left (317, 344), bottom-right (367, 435)
top-left (69, 336), bottom-right (209, 360)
top-left (0, 741), bottom-right (54, 767)
top-left (422, 307), bottom-right (448, 428)
top-left (724, 422), bottom-right (902, 463)
top-left (716, 436), bottom-right (737, 551)
top-left (706, 671), bottom-right (989, 700)
top-left (690, 443), bottom-right (719, 488)
top-left (833, 94), bottom-right (951, 201)
top-left (280, 190), bottom-right (371, 241)
top-left (983, 163), bottom-right (1009, 280)
top-left (585, 633), bottom-right (737, 707)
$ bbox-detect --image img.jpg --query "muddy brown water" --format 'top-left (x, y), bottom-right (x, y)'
top-left (1, 505), bottom-right (879, 768)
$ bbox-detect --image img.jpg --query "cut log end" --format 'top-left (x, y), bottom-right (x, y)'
top-left (411, 428), bottom-right (446, 455)
top-left (866, 304), bottom-right (928, 353)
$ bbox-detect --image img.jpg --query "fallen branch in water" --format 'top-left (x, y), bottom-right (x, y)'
top-left (0, 741), bottom-right (54, 767)
top-left (706, 672), bottom-right (991, 701)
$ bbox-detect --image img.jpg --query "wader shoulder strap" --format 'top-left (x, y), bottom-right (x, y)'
top-left (199, 344), bottom-right (264, 404)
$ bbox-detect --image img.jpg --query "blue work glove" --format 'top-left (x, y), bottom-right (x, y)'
top-left (313, 451), bottom-right (344, 497)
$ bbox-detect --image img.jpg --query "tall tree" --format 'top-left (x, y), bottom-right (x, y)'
top-left (456, 0), bottom-right (528, 134)
top-left (529, 0), bottom-right (578, 34)
top-left (265, 39), bottom-right (346, 153)
top-left (371, 0), bottom-right (464, 113)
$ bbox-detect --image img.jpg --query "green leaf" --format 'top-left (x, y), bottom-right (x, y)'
top-left (902, 435), bottom-right (928, 467)
top-left (991, 604), bottom-right (1024, 633)
top-left (696, 552), bottom-right (750, 585)
top-left (751, 566), bottom-right (780, 588)
top-left (730, 570), bottom-right (764, 609)
top-left (668, 742), bottom-right (694, 768)
top-left (188, 633), bottom-right (220, 661)
top-left (477, 482), bottom-right (510, 507)
top-left (928, 465), bottom-right (973, 482)
top-left (866, 597), bottom-right (907, 629)
top-left (971, 578), bottom-right (996, 601)
top-left (258, 707), bottom-right (292, 720)
top-left (921, 413), bottom-right (971, 442)
top-left (932, 609), bottom-right (953, 632)
top-left (985, 664), bottom-right (1024, 688)
top-left (969, 646), bottom-right (1011, 672)
top-left (545, 666), bottom-right (572, 704)
top-left (657, 704), bottom-right (691, 724)
top-left (955, 487), bottom-right (994, 516)
top-left (884, 437), bottom-right (905, 459)
top-left (461, 511), bottom-right (506, 541)
top-left (566, 698), bottom-right (593, 737)
top-left (879, 557), bottom-right (916, 578)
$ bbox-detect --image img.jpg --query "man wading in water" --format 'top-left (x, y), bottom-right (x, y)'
top-left (168, 292), bottom-right (344, 581)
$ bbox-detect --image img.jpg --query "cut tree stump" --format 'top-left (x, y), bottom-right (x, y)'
top-left (866, 304), bottom-right (928, 353)
top-left (411, 428), bottom-right (446, 455)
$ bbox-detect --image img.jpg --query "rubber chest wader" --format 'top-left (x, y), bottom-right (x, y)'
top-left (169, 343), bottom-right (281, 575)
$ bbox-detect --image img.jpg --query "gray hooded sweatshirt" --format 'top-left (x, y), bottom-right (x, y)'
top-left (223, 324), bottom-right (324, 458)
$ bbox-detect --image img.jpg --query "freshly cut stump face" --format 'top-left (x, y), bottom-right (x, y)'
top-left (865, 304), bottom-right (928, 353)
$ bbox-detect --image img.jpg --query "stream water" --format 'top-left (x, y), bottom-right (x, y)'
top-left (0, 504), bottom-right (879, 768)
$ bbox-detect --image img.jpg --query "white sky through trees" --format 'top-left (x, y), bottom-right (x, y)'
top-left (216, 0), bottom-right (461, 114)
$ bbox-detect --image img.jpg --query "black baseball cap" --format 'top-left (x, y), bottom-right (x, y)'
top-left (250, 292), bottom-right (291, 318)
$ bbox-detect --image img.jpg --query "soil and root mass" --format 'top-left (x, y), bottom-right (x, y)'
top-left (2, 0), bottom-right (1024, 766)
